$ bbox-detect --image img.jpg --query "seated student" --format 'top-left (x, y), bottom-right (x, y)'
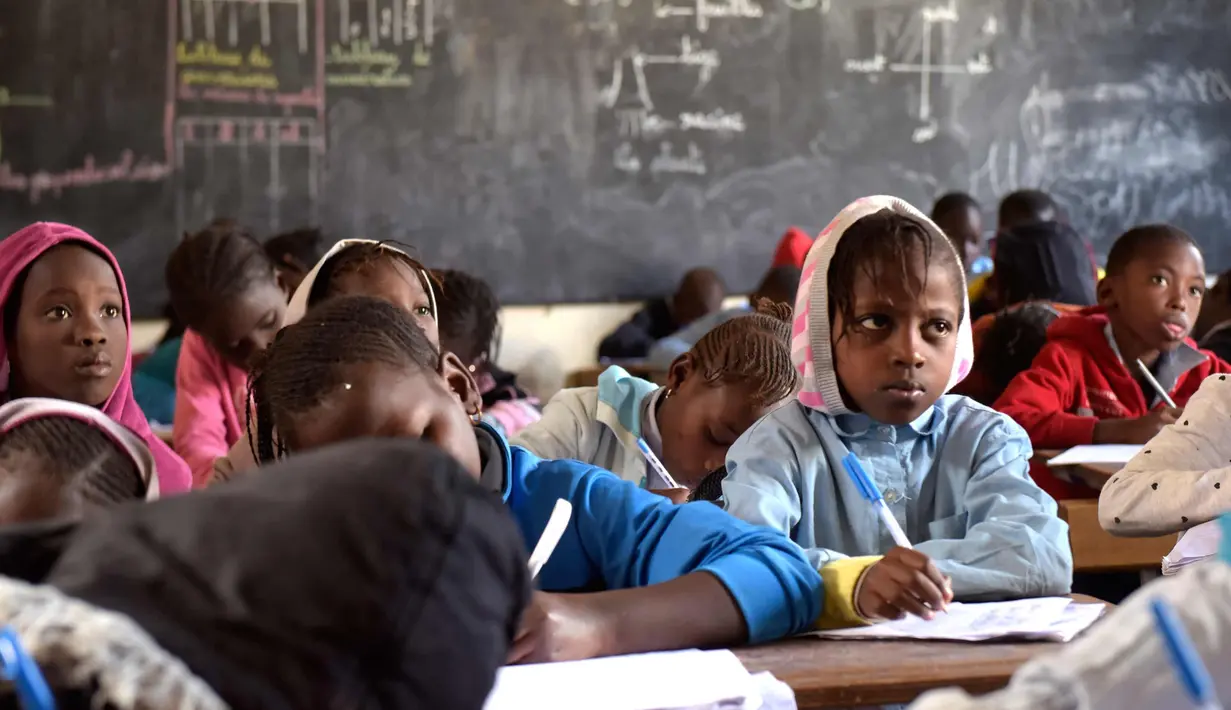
top-left (1195, 269), bottom-right (1231, 363)
top-left (910, 539), bottom-right (1231, 710)
top-left (771, 227), bottom-right (814, 269)
top-left (960, 302), bottom-right (1062, 406)
top-left (1099, 373), bottom-right (1231, 536)
top-left (995, 225), bottom-right (1231, 500)
top-left (212, 238), bottom-right (441, 481)
top-left (0, 438), bottom-right (529, 709)
top-left (261, 226), bottom-right (326, 294)
top-left (0, 222), bottom-right (190, 494)
top-left (131, 304), bottom-right (185, 426)
top-left (0, 398), bottom-right (157, 525)
top-left (514, 300), bottom-right (798, 492)
top-left (246, 296), bottom-right (823, 657)
top-left (647, 265), bottom-right (802, 369)
top-left (953, 221), bottom-right (1098, 404)
top-left (166, 222), bottom-right (294, 486)
top-left (435, 269), bottom-right (541, 438)
top-left (969, 189), bottom-right (1062, 318)
top-left (723, 196), bottom-right (1072, 618)
top-left (597, 267), bottom-right (725, 361)
top-left (930, 192), bottom-right (986, 274)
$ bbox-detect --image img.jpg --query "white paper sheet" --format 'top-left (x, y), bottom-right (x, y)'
top-left (1163, 519), bottom-right (1223, 575)
top-left (1047, 445), bottom-right (1142, 467)
top-left (810, 597), bottom-right (1104, 643)
top-left (483, 649), bottom-right (772, 710)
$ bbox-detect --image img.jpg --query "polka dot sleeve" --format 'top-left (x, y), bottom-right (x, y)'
top-left (1098, 374), bottom-right (1231, 536)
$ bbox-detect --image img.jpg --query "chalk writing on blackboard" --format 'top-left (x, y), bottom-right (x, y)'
top-left (653, 0), bottom-right (764, 33)
top-left (325, 40), bottom-right (413, 87)
top-left (0, 152), bottom-right (171, 203)
top-left (179, 0), bottom-right (310, 53)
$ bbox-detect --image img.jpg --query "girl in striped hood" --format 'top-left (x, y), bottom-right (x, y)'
top-left (721, 196), bottom-right (1072, 627)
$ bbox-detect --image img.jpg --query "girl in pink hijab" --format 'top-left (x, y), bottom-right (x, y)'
top-left (0, 222), bottom-right (191, 493)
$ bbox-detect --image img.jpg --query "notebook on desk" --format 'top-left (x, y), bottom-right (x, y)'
top-left (810, 597), bottom-right (1105, 643)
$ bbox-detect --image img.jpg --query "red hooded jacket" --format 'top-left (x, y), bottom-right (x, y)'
top-left (994, 307), bottom-right (1231, 499)
top-left (772, 228), bottom-right (813, 269)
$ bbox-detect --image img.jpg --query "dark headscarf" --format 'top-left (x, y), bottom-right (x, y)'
top-left (0, 439), bottom-right (530, 710)
top-left (993, 221), bottom-right (1098, 307)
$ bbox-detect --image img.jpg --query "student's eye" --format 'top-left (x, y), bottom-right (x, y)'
top-left (855, 315), bottom-right (890, 331)
top-left (44, 306), bottom-right (70, 320)
top-left (101, 305), bottom-right (122, 319)
top-left (1190, 286), bottom-right (1205, 297)
top-left (414, 305), bottom-right (432, 317)
top-left (928, 320), bottom-right (953, 336)
top-left (1150, 275), bottom-right (1167, 286)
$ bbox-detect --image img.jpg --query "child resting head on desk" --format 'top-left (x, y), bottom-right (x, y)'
top-left (211, 238), bottom-right (439, 482)
top-left (245, 295), bottom-right (823, 662)
top-left (994, 225), bottom-right (1231, 498)
top-left (0, 222), bottom-right (189, 493)
top-left (721, 195), bottom-right (1072, 625)
top-left (513, 299), bottom-right (798, 496)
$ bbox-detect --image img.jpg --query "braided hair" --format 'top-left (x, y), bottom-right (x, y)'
top-left (247, 295), bottom-right (440, 463)
top-left (307, 241), bottom-right (436, 312)
top-left (687, 299), bottom-right (799, 408)
top-left (263, 227), bottom-right (327, 274)
top-left (435, 269), bottom-right (501, 367)
top-left (165, 220), bottom-right (277, 329)
top-left (0, 417), bottom-right (145, 508)
top-left (828, 208), bottom-right (965, 337)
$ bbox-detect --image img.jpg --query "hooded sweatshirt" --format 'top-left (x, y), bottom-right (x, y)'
top-left (0, 223), bottom-right (191, 494)
top-left (0, 438), bottom-right (529, 710)
top-left (771, 227), bottom-right (814, 269)
top-left (210, 240), bottom-right (438, 482)
top-left (722, 197), bottom-right (1071, 616)
top-left (994, 306), bottom-right (1231, 499)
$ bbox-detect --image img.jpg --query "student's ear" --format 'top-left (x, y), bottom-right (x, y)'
top-left (1097, 276), bottom-right (1116, 309)
top-left (666, 353), bottom-right (696, 392)
top-left (439, 351), bottom-right (482, 416)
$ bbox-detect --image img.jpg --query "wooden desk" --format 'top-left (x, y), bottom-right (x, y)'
top-left (1034, 449), bottom-right (1119, 491)
top-left (735, 596), bottom-right (1107, 709)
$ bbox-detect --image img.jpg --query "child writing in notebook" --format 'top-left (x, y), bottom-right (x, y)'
top-left (212, 239), bottom-right (440, 481)
top-left (0, 398), bottom-right (158, 525)
top-left (0, 222), bottom-right (190, 493)
top-left (722, 196), bottom-right (1071, 624)
top-left (435, 269), bottom-right (541, 437)
top-left (166, 222), bottom-right (296, 486)
top-left (995, 225), bottom-right (1231, 498)
top-left (246, 296), bottom-right (823, 661)
top-left (514, 300), bottom-right (798, 492)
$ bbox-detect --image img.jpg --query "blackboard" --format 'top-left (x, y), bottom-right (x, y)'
top-left (4, 0), bottom-right (1231, 316)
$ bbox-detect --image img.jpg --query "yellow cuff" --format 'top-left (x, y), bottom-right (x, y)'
top-left (816, 556), bottom-right (882, 630)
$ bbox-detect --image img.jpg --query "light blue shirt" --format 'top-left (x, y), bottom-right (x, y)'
top-left (723, 396), bottom-right (1073, 600)
top-left (646, 305), bottom-right (751, 369)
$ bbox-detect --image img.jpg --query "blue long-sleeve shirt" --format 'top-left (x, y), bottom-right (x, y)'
top-left (487, 426), bottom-right (822, 643)
top-left (722, 397), bottom-right (1073, 601)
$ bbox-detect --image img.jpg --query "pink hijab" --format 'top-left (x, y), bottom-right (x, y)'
top-left (0, 223), bottom-right (192, 493)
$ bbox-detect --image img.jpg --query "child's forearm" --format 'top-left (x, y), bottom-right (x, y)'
top-left (587, 572), bottom-right (749, 656)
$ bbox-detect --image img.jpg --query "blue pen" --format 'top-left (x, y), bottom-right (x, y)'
top-left (841, 452), bottom-right (912, 550)
top-left (0, 627), bottom-right (55, 710)
top-left (636, 438), bottom-right (682, 490)
top-left (1151, 598), bottom-right (1223, 710)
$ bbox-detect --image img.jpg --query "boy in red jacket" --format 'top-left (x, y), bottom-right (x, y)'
top-left (995, 224), bottom-right (1231, 499)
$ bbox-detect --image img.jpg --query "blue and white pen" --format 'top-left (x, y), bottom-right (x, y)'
top-left (1151, 597), bottom-right (1223, 710)
top-left (0, 627), bottom-right (54, 710)
top-left (841, 452), bottom-right (912, 549)
top-left (637, 438), bottom-right (682, 490)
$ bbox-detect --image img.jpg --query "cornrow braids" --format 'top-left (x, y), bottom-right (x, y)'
top-left (827, 209), bottom-right (964, 337)
top-left (165, 221), bottom-right (277, 330)
top-left (688, 299), bottom-right (799, 408)
top-left (434, 269), bottom-right (501, 367)
top-left (0, 417), bottom-right (145, 507)
top-left (307, 241), bottom-right (436, 311)
top-left (246, 295), bottom-right (440, 464)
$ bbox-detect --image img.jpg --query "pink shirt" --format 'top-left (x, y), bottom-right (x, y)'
top-left (173, 330), bottom-right (248, 487)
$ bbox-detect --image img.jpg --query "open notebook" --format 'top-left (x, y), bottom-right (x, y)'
top-left (484, 649), bottom-right (795, 710)
top-left (1163, 519), bottom-right (1222, 575)
top-left (811, 597), bottom-right (1105, 643)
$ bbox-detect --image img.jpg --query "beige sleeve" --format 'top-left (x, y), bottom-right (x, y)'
top-left (509, 389), bottom-right (591, 461)
top-left (1099, 374), bottom-right (1231, 537)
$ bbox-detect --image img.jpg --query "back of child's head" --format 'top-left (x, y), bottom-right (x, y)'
top-left (993, 220), bottom-right (1097, 306)
top-left (827, 208), bottom-right (966, 331)
top-left (979, 302), bottom-right (1061, 395)
top-left (0, 415), bottom-right (146, 523)
top-left (435, 269), bottom-right (500, 368)
top-left (249, 295), bottom-right (439, 462)
top-left (264, 227), bottom-right (327, 276)
top-left (997, 189), bottom-right (1057, 230)
top-left (688, 299), bottom-right (798, 408)
top-left (1105, 224), bottom-right (1200, 277)
top-left (307, 241), bottom-right (432, 307)
top-left (673, 267), bottom-right (726, 326)
top-left (753, 266), bottom-right (803, 308)
top-left (165, 220), bottom-right (277, 330)
top-left (931, 192), bottom-right (980, 223)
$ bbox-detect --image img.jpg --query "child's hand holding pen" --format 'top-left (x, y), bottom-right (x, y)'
top-left (855, 547), bottom-right (954, 621)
